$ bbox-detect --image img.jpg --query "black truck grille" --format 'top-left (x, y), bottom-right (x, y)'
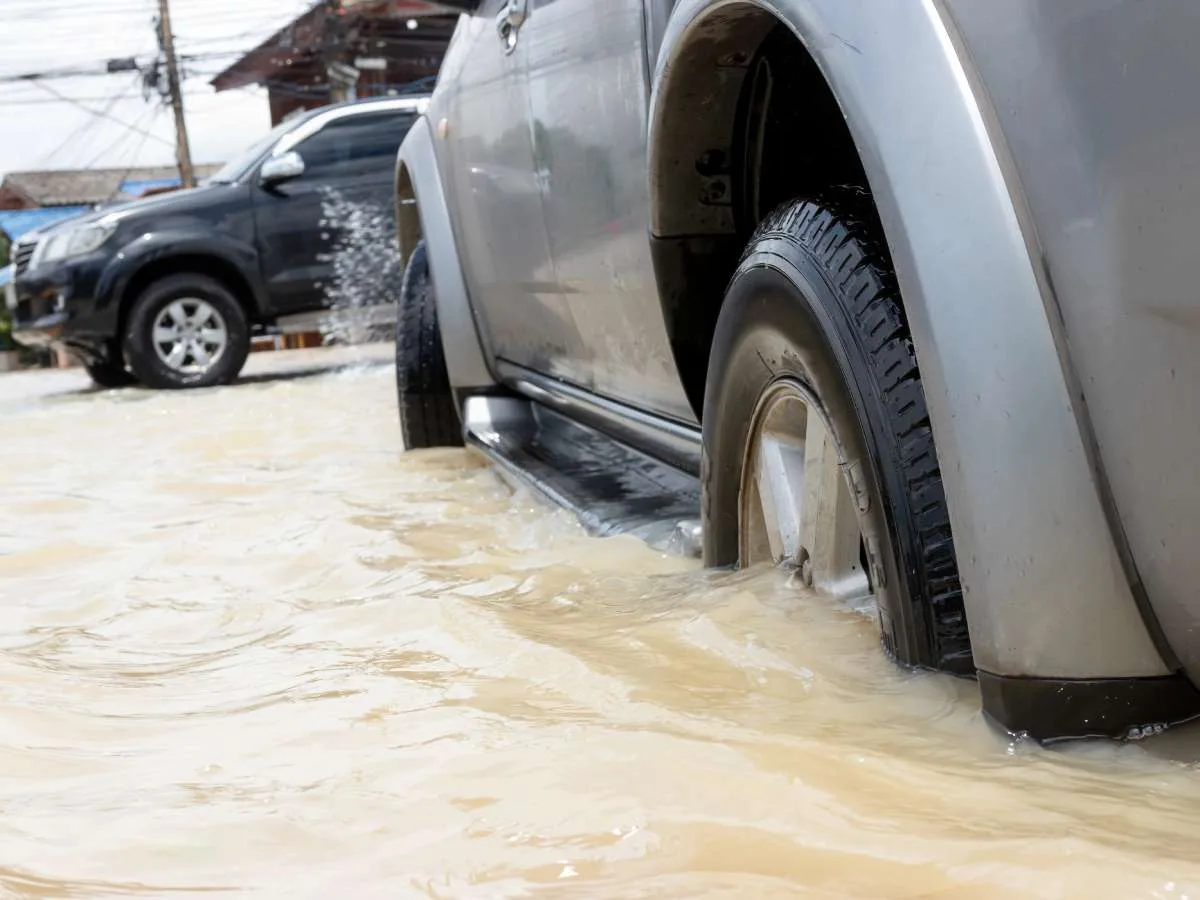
top-left (13, 240), bottom-right (36, 276)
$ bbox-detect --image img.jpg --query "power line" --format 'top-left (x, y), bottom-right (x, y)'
top-left (0, 2), bottom-right (318, 78)
top-left (2, 5), bottom-right (294, 21)
top-left (0, 21), bottom-right (303, 71)
top-left (41, 77), bottom-right (145, 167)
top-left (81, 104), bottom-right (164, 172)
top-left (2, 5), bottom-right (152, 17)
top-left (1, 0), bottom-right (318, 173)
top-left (0, 88), bottom-right (217, 106)
top-left (29, 80), bottom-right (174, 148)
top-left (0, 64), bottom-right (127, 84)
top-left (105, 108), bottom-right (168, 199)
top-left (3, 0), bottom-right (151, 9)
top-left (0, 48), bottom-right (265, 81)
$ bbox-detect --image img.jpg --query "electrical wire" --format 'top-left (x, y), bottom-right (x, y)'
top-left (0, 48), bottom-right (274, 83)
top-left (2, 0), bottom-right (427, 177)
top-left (3, 0), bottom-right (151, 10)
top-left (105, 107), bottom-right (168, 198)
top-left (0, 89), bottom-right (215, 106)
top-left (39, 76), bottom-right (145, 167)
top-left (0, 11), bottom-right (314, 81)
top-left (29, 80), bottom-right (175, 148)
top-left (0, 64), bottom-right (128, 83)
top-left (79, 103), bottom-right (163, 171)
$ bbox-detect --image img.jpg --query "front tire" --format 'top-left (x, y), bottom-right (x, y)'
top-left (123, 274), bottom-right (250, 390)
top-left (702, 191), bottom-right (973, 674)
top-left (395, 241), bottom-right (463, 449)
top-left (84, 346), bottom-right (136, 388)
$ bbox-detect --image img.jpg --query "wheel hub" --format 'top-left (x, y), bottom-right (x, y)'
top-left (151, 298), bottom-right (229, 375)
top-left (739, 379), bottom-right (874, 607)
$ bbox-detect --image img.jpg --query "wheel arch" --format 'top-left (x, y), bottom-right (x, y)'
top-left (113, 247), bottom-right (265, 341)
top-left (648, 0), bottom-right (1175, 687)
top-left (394, 115), bottom-right (496, 396)
top-left (395, 158), bottom-right (423, 272)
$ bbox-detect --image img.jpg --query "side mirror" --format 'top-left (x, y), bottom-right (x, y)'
top-left (260, 151), bottom-right (305, 186)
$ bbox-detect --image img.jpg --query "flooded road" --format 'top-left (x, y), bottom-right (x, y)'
top-left (2, 345), bottom-right (1200, 899)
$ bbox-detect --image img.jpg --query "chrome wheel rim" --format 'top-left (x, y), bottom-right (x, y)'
top-left (740, 379), bottom-right (873, 605)
top-left (151, 299), bottom-right (228, 375)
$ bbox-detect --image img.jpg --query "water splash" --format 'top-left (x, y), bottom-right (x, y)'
top-left (316, 187), bottom-right (403, 346)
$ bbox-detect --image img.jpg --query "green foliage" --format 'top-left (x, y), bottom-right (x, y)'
top-left (0, 232), bottom-right (12, 351)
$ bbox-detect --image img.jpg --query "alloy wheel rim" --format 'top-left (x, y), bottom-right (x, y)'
top-left (739, 379), bottom-right (874, 606)
top-left (151, 299), bottom-right (229, 375)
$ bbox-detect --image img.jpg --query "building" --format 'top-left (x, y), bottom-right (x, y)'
top-left (210, 0), bottom-right (457, 125)
top-left (0, 164), bottom-right (222, 242)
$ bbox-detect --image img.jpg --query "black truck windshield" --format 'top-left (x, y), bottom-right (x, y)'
top-left (208, 115), bottom-right (312, 184)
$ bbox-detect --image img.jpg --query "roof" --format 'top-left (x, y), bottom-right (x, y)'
top-left (0, 165), bottom-right (223, 208)
top-left (302, 93), bottom-right (429, 119)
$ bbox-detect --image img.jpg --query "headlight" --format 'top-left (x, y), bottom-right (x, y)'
top-left (31, 222), bottom-right (116, 267)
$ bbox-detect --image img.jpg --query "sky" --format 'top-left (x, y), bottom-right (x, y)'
top-left (0, 0), bottom-right (315, 179)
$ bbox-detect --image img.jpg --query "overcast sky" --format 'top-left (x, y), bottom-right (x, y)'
top-left (0, 0), bottom-right (313, 180)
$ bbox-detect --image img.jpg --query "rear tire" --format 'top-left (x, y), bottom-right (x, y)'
top-left (123, 274), bottom-right (250, 390)
top-left (702, 190), bottom-right (973, 674)
top-left (395, 241), bottom-right (463, 449)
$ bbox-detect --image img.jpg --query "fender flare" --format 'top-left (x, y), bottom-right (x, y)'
top-left (394, 115), bottom-right (496, 395)
top-left (649, 0), bottom-right (1171, 682)
top-left (101, 233), bottom-right (268, 319)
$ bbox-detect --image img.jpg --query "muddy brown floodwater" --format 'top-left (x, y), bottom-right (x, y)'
top-left (2, 345), bottom-right (1200, 899)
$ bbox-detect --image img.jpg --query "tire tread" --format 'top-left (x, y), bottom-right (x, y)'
top-left (744, 188), bottom-right (972, 673)
top-left (395, 242), bottom-right (463, 449)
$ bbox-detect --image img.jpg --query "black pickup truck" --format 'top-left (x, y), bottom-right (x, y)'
top-left (10, 95), bottom-right (424, 388)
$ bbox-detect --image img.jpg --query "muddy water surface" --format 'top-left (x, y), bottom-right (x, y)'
top-left (2, 346), bottom-right (1200, 899)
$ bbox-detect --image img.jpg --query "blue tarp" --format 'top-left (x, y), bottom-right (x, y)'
top-left (119, 177), bottom-right (181, 196)
top-left (0, 206), bottom-right (90, 241)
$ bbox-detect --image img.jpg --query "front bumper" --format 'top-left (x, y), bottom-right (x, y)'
top-left (12, 311), bottom-right (71, 348)
top-left (11, 256), bottom-right (119, 357)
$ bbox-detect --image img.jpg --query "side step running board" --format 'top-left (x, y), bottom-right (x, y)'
top-left (463, 396), bottom-right (703, 558)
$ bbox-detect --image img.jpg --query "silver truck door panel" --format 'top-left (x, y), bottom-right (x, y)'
top-left (444, 2), bottom-right (587, 387)
top-left (524, 0), bottom-right (698, 425)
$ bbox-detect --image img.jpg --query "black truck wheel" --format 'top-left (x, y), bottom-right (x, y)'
top-left (395, 240), bottom-right (463, 449)
top-left (123, 274), bottom-right (250, 390)
top-left (702, 190), bottom-right (973, 674)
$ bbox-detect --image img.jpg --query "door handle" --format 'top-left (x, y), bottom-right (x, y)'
top-left (497, 0), bottom-right (528, 54)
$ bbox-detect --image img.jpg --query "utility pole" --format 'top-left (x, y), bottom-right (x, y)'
top-left (156, 0), bottom-right (195, 188)
top-left (322, 0), bottom-right (357, 103)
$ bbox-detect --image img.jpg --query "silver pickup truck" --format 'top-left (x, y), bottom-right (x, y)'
top-left (391, 0), bottom-right (1200, 743)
